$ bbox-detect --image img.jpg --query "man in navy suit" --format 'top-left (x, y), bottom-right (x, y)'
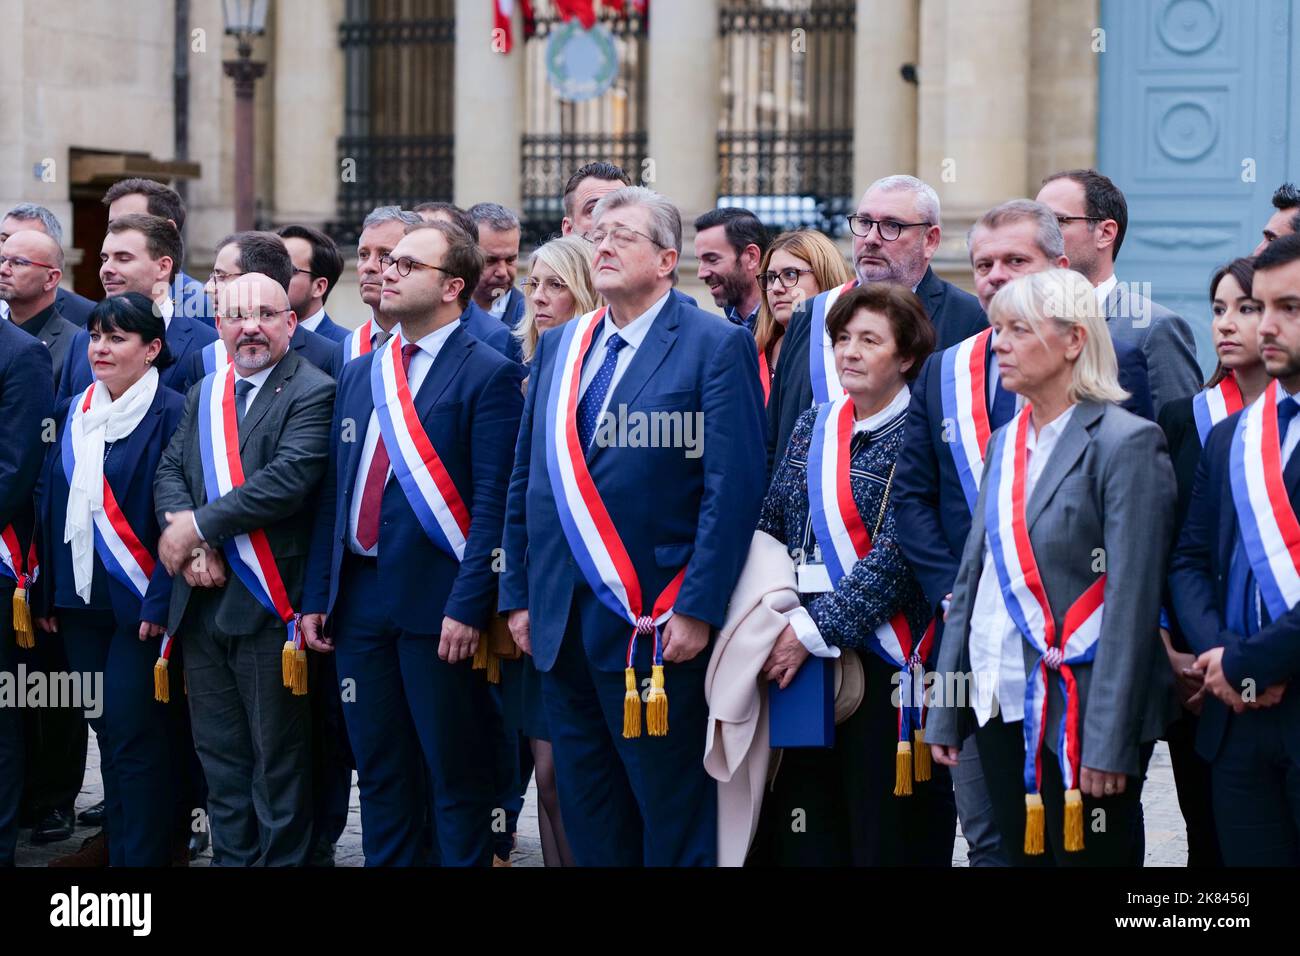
top-left (60, 215), bottom-right (217, 402)
top-left (0, 321), bottom-right (52, 866)
top-left (1169, 233), bottom-right (1300, 866)
top-left (767, 174), bottom-right (990, 472)
top-left (277, 225), bottom-right (349, 344)
top-left (0, 204), bottom-right (96, 326)
top-left (892, 199), bottom-right (1154, 869)
top-left (103, 177), bottom-right (213, 327)
top-left (300, 221), bottom-right (522, 866)
top-left (500, 187), bottom-right (766, 866)
top-left (468, 202), bottom-right (526, 359)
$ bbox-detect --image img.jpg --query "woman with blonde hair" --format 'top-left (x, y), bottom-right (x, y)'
top-left (513, 234), bottom-right (600, 366)
top-left (754, 230), bottom-right (853, 402)
top-left (926, 268), bottom-right (1175, 866)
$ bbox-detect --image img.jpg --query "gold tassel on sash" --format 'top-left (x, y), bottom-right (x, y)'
top-left (912, 728), bottom-right (931, 782)
top-left (12, 584), bottom-right (34, 649)
top-left (1064, 788), bottom-right (1085, 852)
top-left (622, 667), bottom-right (641, 738)
top-left (281, 640), bottom-right (296, 690)
top-left (893, 740), bottom-right (913, 796)
top-left (1024, 793), bottom-right (1046, 855)
top-left (646, 664), bottom-right (668, 736)
top-left (153, 657), bottom-right (170, 704)
top-left (289, 646), bottom-right (308, 696)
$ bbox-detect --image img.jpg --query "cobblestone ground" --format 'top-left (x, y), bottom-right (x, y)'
top-left (17, 733), bottom-right (1185, 867)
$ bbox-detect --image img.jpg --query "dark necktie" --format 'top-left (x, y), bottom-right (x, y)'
top-left (355, 344), bottom-right (419, 551)
top-left (373, 328), bottom-right (392, 350)
top-left (577, 333), bottom-right (627, 451)
top-left (234, 378), bottom-right (255, 424)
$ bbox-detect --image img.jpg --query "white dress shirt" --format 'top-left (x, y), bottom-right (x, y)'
top-left (576, 290), bottom-right (670, 425)
top-left (488, 292), bottom-right (511, 319)
top-left (299, 306), bottom-right (326, 333)
top-left (967, 404), bottom-right (1077, 726)
top-left (1094, 274), bottom-right (1118, 312)
top-left (157, 296), bottom-right (174, 330)
top-left (787, 384), bottom-right (914, 658)
top-left (347, 319), bottom-right (461, 556)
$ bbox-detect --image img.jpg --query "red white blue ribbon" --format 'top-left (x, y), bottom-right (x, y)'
top-left (806, 393), bottom-right (935, 738)
top-left (60, 384), bottom-right (157, 600)
top-left (0, 525), bottom-right (34, 588)
top-left (1229, 383), bottom-right (1300, 621)
top-left (200, 339), bottom-right (230, 377)
top-left (1192, 373), bottom-right (1244, 447)
top-left (342, 319), bottom-right (377, 364)
top-left (984, 407), bottom-right (1106, 795)
top-left (545, 307), bottom-right (685, 665)
top-left (196, 362), bottom-right (300, 649)
top-left (368, 334), bottom-right (470, 560)
top-left (939, 328), bottom-right (995, 513)
top-left (807, 279), bottom-right (858, 406)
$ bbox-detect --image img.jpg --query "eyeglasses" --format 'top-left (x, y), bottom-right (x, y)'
top-left (758, 267), bottom-right (815, 290)
top-left (846, 216), bottom-right (931, 240)
top-left (521, 276), bottom-right (570, 295)
top-left (379, 254), bottom-right (452, 279)
top-left (216, 308), bottom-right (292, 324)
top-left (588, 226), bottom-right (665, 250)
top-left (1054, 215), bottom-right (1104, 227)
top-left (291, 267), bottom-right (315, 279)
top-left (208, 269), bottom-right (244, 284)
top-left (0, 255), bottom-right (57, 271)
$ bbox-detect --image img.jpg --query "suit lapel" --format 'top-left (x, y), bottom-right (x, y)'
top-left (1025, 401), bottom-right (1103, 533)
top-left (412, 325), bottom-right (471, 415)
top-left (341, 354), bottom-right (377, 492)
top-left (239, 351), bottom-right (298, 450)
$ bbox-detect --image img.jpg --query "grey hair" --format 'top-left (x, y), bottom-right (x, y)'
top-left (467, 202), bottom-right (521, 233)
top-left (864, 174), bottom-right (941, 228)
top-left (967, 199), bottom-right (1065, 261)
top-left (3, 203), bottom-right (64, 245)
top-left (591, 186), bottom-right (683, 282)
top-left (362, 205), bottom-right (421, 231)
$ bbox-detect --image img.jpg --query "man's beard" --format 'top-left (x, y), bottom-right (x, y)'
top-left (715, 268), bottom-right (754, 311)
top-left (233, 335), bottom-right (273, 372)
top-left (1264, 341), bottom-right (1300, 381)
top-left (856, 244), bottom-right (927, 288)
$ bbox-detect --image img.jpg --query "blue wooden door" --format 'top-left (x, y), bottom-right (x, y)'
top-left (1099, 0), bottom-right (1300, 376)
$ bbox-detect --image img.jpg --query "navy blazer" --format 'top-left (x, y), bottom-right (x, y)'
top-left (894, 331), bottom-right (1156, 615)
top-left (1168, 410), bottom-right (1300, 759)
top-left (461, 300), bottom-right (517, 361)
top-left (310, 312), bottom-right (350, 344)
top-left (173, 271), bottom-right (215, 328)
top-left (499, 293), bottom-right (767, 672)
top-left (60, 308), bottom-right (218, 402)
top-left (0, 320), bottom-right (53, 566)
top-left (54, 287), bottom-right (96, 327)
top-left (34, 385), bottom-right (184, 626)
top-left (766, 266), bottom-right (989, 475)
top-left (302, 325), bottom-right (523, 632)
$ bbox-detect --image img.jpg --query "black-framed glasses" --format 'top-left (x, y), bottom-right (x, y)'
top-left (216, 308), bottom-right (292, 324)
top-left (588, 225), bottom-right (665, 250)
top-left (521, 276), bottom-right (570, 295)
top-left (758, 267), bottom-right (815, 290)
top-left (291, 267), bottom-right (315, 279)
top-left (1055, 215), bottom-right (1104, 227)
top-left (0, 254), bottom-right (57, 270)
top-left (846, 216), bottom-right (931, 240)
top-left (379, 254), bottom-right (452, 279)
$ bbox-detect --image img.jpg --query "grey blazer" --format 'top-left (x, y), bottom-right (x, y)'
top-left (29, 303), bottom-right (81, 386)
top-left (153, 349), bottom-right (335, 636)
top-left (926, 400), bottom-right (1177, 776)
top-left (1104, 284), bottom-right (1200, 416)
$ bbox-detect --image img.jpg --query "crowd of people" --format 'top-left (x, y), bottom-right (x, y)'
top-left (2, 162), bottom-right (1300, 868)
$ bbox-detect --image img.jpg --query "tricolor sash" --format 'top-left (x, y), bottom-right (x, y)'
top-left (342, 319), bottom-right (377, 364)
top-left (544, 306), bottom-right (686, 737)
top-left (984, 407), bottom-right (1106, 853)
top-left (806, 393), bottom-right (935, 793)
top-left (197, 363), bottom-right (306, 694)
top-left (807, 279), bottom-right (858, 406)
top-left (61, 384), bottom-right (157, 601)
top-left (1229, 384), bottom-right (1300, 622)
top-left (200, 339), bottom-right (230, 377)
top-left (1192, 373), bottom-right (1244, 447)
top-left (939, 328), bottom-right (995, 513)
top-left (0, 523), bottom-right (37, 648)
top-left (368, 334), bottom-right (470, 560)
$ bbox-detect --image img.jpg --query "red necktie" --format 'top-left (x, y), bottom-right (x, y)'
top-left (355, 344), bottom-right (419, 551)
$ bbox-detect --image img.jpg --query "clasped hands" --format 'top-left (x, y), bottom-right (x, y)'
top-left (1192, 645), bottom-right (1287, 714)
top-left (158, 510), bottom-right (227, 589)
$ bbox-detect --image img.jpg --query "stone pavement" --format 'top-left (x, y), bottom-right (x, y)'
top-left (17, 733), bottom-right (1186, 867)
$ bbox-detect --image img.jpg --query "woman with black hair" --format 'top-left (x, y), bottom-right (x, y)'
top-left (33, 292), bottom-right (185, 866)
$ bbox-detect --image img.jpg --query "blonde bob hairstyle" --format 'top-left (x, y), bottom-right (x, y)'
top-left (987, 268), bottom-right (1129, 405)
top-left (514, 234), bottom-right (601, 364)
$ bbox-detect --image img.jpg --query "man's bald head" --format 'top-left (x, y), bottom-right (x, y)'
top-left (0, 229), bottom-right (64, 316)
top-left (217, 271), bottom-right (297, 373)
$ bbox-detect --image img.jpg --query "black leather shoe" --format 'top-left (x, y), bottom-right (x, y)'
top-left (187, 829), bottom-right (209, 860)
top-left (77, 801), bottom-right (106, 827)
top-left (30, 809), bottom-right (75, 845)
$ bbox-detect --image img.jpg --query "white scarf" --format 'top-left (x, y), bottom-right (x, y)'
top-left (65, 367), bottom-right (159, 602)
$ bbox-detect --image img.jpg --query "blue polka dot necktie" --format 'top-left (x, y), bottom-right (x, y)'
top-left (577, 333), bottom-right (627, 452)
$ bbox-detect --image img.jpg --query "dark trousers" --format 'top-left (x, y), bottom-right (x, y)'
top-left (976, 714), bottom-right (1147, 866)
top-left (1166, 709), bottom-right (1222, 867)
top-left (60, 607), bottom-right (173, 866)
top-left (750, 651), bottom-right (956, 866)
top-left (0, 585), bottom-right (23, 865)
top-left (332, 560), bottom-right (501, 867)
top-left (1211, 703), bottom-right (1300, 866)
top-left (19, 628), bottom-right (87, 820)
top-left (182, 602), bottom-right (313, 866)
top-left (541, 622), bottom-right (716, 867)
top-left (165, 641), bottom-right (208, 841)
top-left (308, 650), bottom-right (352, 852)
